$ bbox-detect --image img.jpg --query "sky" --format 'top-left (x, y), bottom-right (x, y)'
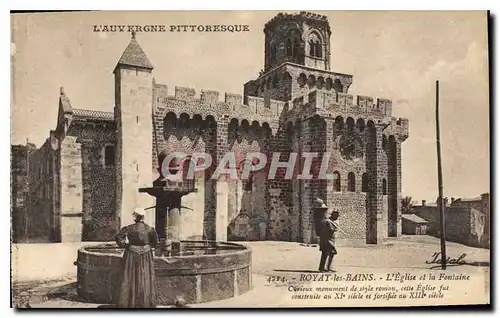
top-left (10, 11), bottom-right (490, 201)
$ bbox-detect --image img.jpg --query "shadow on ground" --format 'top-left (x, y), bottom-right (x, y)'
top-left (30, 282), bottom-right (103, 306)
top-left (44, 282), bottom-right (85, 303)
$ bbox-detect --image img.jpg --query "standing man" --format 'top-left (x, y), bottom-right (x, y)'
top-left (318, 206), bottom-right (339, 272)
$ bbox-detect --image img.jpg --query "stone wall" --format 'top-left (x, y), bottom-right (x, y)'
top-left (26, 138), bottom-right (55, 242)
top-left (226, 128), bottom-right (268, 241)
top-left (11, 144), bottom-right (34, 243)
top-left (59, 135), bottom-right (83, 242)
top-left (65, 120), bottom-right (117, 241)
top-left (330, 192), bottom-right (367, 239)
top-left (413, 206), bottom-right (486, 247)
top-left (147, 79), bottom-right (406, 244)
top-left (481, 194), bottom-right (490, 248)
top-left (265, 125), bottom-right (294, 241)
top-left (469, 208), bottom-right (486, 247)
top-left (114, 65), bottom-right (154, 230)
top-left (450, 195), bottom-right (490, 248)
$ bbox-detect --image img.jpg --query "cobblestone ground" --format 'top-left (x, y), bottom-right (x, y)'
top-left (11, 235), bottom-right (489, 308)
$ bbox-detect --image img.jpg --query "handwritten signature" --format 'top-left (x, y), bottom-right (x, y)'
top-left (425, 252), bottom-right (467, 265)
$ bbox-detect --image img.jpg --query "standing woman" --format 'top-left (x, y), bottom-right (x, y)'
top-left (115, 208), bottom-right (159, 308)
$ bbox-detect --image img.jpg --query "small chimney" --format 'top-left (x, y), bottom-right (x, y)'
top-left (422, 200), bottom-right (426, 206)
top-left (60, 86), bottom-right (65, 96)
top-left (444, 198), bottom-right (449, 207)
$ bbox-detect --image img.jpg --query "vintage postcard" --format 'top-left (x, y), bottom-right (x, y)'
top-left (10, 10), bottom-right (490, 308)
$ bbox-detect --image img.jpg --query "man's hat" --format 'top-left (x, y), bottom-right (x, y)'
top-left (316, 203), bottom-right (329, 214)
top-left (132, 207), bottom-right (146, 217)
top-left (315, 198), bottom-right (328, 209)
top-left (315, 198), bottom-right (325, 206)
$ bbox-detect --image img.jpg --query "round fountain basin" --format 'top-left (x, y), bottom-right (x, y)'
top-left (76, 241), bottom-right (252, 305)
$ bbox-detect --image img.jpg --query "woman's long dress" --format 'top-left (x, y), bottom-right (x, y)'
top-left (115, 221), bottom-right (159, 308)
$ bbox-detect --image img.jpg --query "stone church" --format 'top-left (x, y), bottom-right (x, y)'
top-left (12, 12), bottom-right (409, 244)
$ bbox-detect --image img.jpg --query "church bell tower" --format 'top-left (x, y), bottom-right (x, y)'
top-left (264, 11), bottom-right (332, 72)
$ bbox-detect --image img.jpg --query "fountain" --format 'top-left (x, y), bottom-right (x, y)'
top-left (76, 154), bottom-right (252, 306)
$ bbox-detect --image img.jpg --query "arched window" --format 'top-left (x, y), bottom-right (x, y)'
top-left (104, 145), bottom-right (115, 166)
top-left (293, 40), bottom-right (301, 63)
top-left (382, 178), bottom-right (387, 195)
top-left (164, 112), bottom-right (177, 129)
top-left (309, 33), bottom-right (322, 58)
top-left (362, 173), bottom-right (369, 192)
top-left (356, 118), bottom-right (365, 133)
top-left (333, 79), bottom-right (343, 93)
top-left (333, 171), bottom-right (341, 192)
top-left (272, 75), bottom-right (278, 88)
top-left (346, 117), bottom-right (355, 131)
top-left (178, 113), bottom-right (190, 130)
top-left (348, 172), bottom-right (356, 192)
top-left (286, 39), bottom-right (293, 56)
top-left (270, 44), bottom-right (277, 64)
top-left (316, 42), bottom-right (322, 58)
top-left (309, 40), bottom-right (315, 56)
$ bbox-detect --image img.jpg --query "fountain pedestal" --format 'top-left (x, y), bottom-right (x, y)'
top-left (139, 177), bottom-right (197, 257)
top-left (76, 172), bottom-right (252, 305)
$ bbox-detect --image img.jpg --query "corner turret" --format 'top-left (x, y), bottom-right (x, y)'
top-left (114, 32), bottom-right (155, 227)
top-left (114, 31), bottom-right (154, 72)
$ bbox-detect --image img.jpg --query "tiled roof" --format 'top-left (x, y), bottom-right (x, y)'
top-left (457, 196), bottom-right (482, 202)
top-left (116, 34), bottom-right (153, 69)
top-left (60, 94), bottom-right (72, 113)
top-left (72, 108), bottom-right (114, 121)
top-left (414, 203), bottom-right (437, 207)
top-left (402, 214), bottom-right (429, 224)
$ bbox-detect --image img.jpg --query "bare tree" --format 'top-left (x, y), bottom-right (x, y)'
top-left (401, 196), bottom-right (414, 214)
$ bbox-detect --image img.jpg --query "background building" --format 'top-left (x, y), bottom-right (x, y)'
top-left (412, 194), bottom-right (490, 248)
top-left (401, 214), bottom-right (428, 235)
top-left (11, 143), bottom-right (35, 242)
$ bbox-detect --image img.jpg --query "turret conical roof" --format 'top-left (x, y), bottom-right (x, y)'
top-left (116, 31), bottom-right (153, 70)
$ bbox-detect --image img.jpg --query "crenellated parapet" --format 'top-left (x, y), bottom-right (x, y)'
top-left (244, 62), bottom-right (354, 102)
top-left (265, 11), bottom-right (329, 28)
top-left (152, 83), bottom-right (408, 142)
top-left (383, 117), bottom-right (409, 142)
top-left (153, 83), bottom-right (284, 127)
top-left (283, 89), bottom-right (395, 124)
top-left (224, 92), bottom-right (243, 108)
top-left (333, 92), bottom-right (392, 117)
top-left (264, 11), bottom-right (331, 41)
